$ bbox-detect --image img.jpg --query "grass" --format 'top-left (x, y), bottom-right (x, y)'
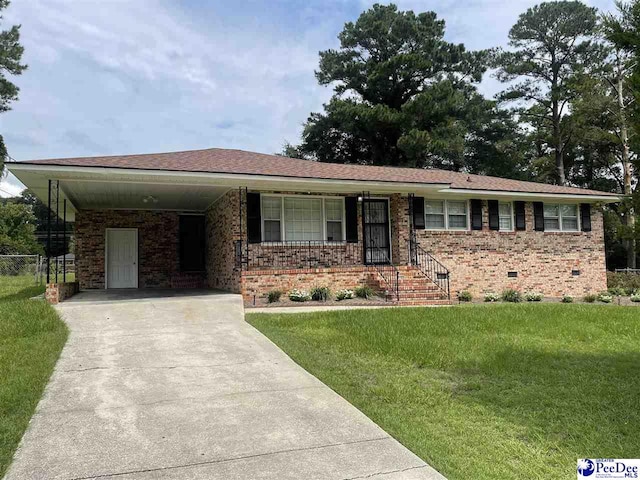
top-left (247, 304), bottom-right (640, 480)
top-left (0, 276), bottom-right (68, 477)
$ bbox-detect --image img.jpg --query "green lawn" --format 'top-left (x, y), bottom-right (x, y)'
top-left (247, 305), bottom-right (640, 480)
top-left (0, 276), bottom-right (68, 477)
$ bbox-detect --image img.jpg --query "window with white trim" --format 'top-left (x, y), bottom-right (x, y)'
top-left (499, 202), bottom-right (513, 231)
top-left (262, 196), bottom-right (282, 242)
top-left (544, 203), bottom-right (579, 231)
top-left (425, 200), bottom-right (468, 230)
top-left (261, 195), bottom-right (345, 242)
top-left (324, 198), bottom-right (344, 241)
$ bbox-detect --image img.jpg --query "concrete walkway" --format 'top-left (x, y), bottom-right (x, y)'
top-left (5, 290), bottom-right (444, 480)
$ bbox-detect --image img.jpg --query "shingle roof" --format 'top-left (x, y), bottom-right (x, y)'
top-left (19, 147), bottom-right (618, 197)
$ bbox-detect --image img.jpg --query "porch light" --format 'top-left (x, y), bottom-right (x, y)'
top-left (142, 195), bottom-right (158, 204)
top-left (357, 196), bottom-right (363, 202)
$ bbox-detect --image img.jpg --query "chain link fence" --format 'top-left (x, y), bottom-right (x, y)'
top-left (0, 255), bottom-right (45, 285)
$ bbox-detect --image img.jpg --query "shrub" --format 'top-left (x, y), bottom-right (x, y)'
top-left (561, 295), bottom-right (573, 303)
top-left (310, 285), bottom-right (331, 301)
top-left (630, 292), bottom-right (640, 303)
top-left (288, 289), bottom-right (310, 302)
top-left (608, 287), bottom-right (627, 297)
top-left (484, 292), bottom-right (500, 302)
top-left (583, 294), bottom-right (597, 303)
top-left (457, 290), bottom-right (473, 302)
top-left (502, 289), bottom-right (522, 303)
top-left (266, 290), bottom-right (282, 303)
top-left (335, 289), bottom-right (355, 301)
top-left (607, 272), bottom-right (640, 292)
top-left (524, 291), bottom-right (543, 302)
top-left (354, 285), bottom-right (375, 299)
top-left (597, 292), bottom-right (613, 303)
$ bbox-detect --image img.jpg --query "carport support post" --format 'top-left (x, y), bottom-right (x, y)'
top-left (46, 179), bottom-right (51, 284)
top-left (55, 181), bottom-right (60, 283)
top-left (63, 199), bottom-right (67, 282)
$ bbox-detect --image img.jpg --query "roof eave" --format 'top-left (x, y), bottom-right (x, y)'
top-left (7, 162), bottom-right (621, 202)
top-left (439, 187), bottom-right (620, 203)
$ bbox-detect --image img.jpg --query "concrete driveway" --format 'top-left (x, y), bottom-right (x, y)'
top-left (5, 290), bottom-right (444, 480)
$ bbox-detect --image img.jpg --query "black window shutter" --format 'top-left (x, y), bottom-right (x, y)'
top-left (581, 203), bottom-right (592, 232)
top-left (514, 201), bottom-right (526, 231)
top-left (470, 199), bottom-right (483, 230)
top-left (246, 192), bottom-right (262, 243)
top-left (488, 200), bottom-right (499, 231)
top-left (533, 202), bottom-right (545, 231)
top-left (413, 196), bottom-right (425, 229)
top-left (345, 197), bottom-right (359, 242)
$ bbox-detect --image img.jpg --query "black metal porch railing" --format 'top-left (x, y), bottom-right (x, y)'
top-left (409, 241), bottom-right (450, 300)
top-left (366, 237), bottom-right (400, 302)
top-left (236, 241), bottom-right (362, 270)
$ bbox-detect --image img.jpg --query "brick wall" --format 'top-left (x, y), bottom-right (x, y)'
top-left (45, 281), bottom-right (79, 304)
top-left (402, 197), bottom-right (607, 297)
top-left (241, 266), bottom-right (378, 303)
top-left (75, 210), bottom-right (204, 289)
top-left (206, 189), bottom-right (242, 292)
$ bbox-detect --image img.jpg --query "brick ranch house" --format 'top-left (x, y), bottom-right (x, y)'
top-left (7, 148), bottom-right (619, 304)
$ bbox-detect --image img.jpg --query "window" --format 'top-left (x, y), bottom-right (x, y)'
top-left (179, 215), bottom-right (205, 271)
top-left (425, 200), bottom-right (468, 230)
top-left (262, 196), bottom-right (282, 242)
top-left (284, 197), bottom-right (323, 241)
top-left (560, 204), bottom-right (579, 231)
top-left (544, 203), bottom-right (579, 231)
top-left (324, 198), bottom-right (344, 241)
top-left (425, 201), bottom-right (445, 229)
top-left (261, 195), bottom-right (345, 242)
top-left (499, 202), bottom-right (513, 231)
top-left (447, 201), bottom-right (468, 229)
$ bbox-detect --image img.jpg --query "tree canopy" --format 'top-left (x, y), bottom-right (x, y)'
top-left (0, 0), bottom-right (26, 176)
top-left (297, 4), bottom-right (526, 178)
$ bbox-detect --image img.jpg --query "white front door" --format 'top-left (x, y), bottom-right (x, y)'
top-left (106, 229), bottom-right (138, 288)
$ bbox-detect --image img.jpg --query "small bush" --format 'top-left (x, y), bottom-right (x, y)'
top-left (484, 292), bottom-right (500, 302)
top-left (267, 290), bottom-right (282, 303)
top-left (354, 285), bottom-right (375, 299)
top-left (457, 290), bottom-right (473, 302)
top-left (502, 289), bottom-right (522, 303)
top-left (608, 286), bottom-right (627, 297)
top-left (607, 272), bottom-right (640, 291)
top-left (561, 295), bottom-right (574, 303)
top-left (630, 292), bottom-right (640, 303)
top-left (583, 294), bottom-right (597, 303)
top-left (597, 292), bottom-right (613, 303)
top-left (524, 291), bottom-right (543, 302)
top-left (288, 289), bottom-right (310, 302)
top-left (335, 289), bottom-right (355, 301)
top-left (310, 285), bottom-right (331, 301)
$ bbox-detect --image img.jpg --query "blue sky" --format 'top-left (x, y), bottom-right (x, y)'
top-left (0, 0), bottom-right (616, 197)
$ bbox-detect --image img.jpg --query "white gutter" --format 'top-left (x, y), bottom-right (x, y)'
top-left (438, 188), bottom-right (620, 203)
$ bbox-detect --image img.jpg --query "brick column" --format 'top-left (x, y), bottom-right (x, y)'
top-left (390, 194), bottom-right (410, 265)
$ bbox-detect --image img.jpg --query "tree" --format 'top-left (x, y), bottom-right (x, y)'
top-left (295, 3), bottom-right (523, 176)
top-left (0, 0), bottom-right (26, 176)
top-left (0, 202), bottom-right (42, 254)
top-left (603, 0), bottom-right (640, 267)
top-left (495, 1), bottom-right (604, 185)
